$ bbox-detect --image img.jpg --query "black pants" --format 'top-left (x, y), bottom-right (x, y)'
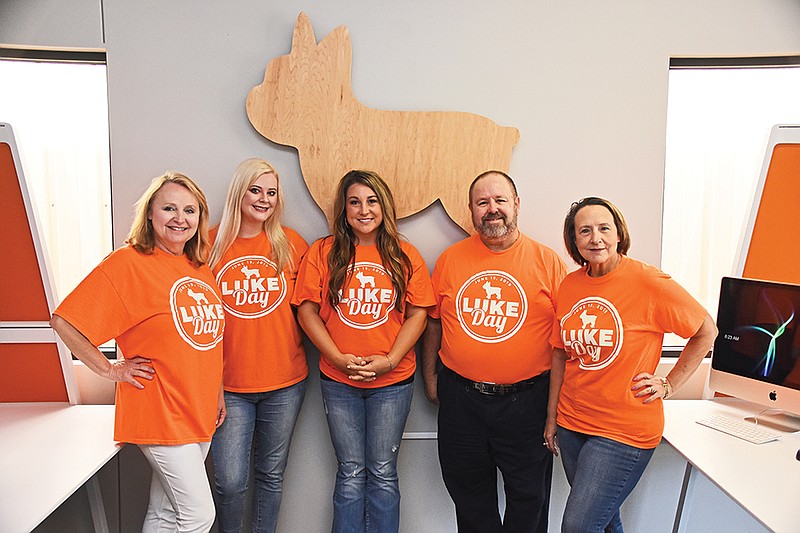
top-left (437, 368), bottom-right (552, 533)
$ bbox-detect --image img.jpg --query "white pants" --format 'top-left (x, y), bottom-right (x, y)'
top-left (138, 442), bottom-right (215, 533)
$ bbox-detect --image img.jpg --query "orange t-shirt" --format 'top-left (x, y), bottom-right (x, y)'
top-left (430, 233), bottom-right (567, 383)
top-left (550, 256), bottom-right (707, 448)
top-left (54, 245), bottom-right (224, 444)
top-left (211, 227), bottom-right (309, 393)
top-left (292, 237), bottom-right (435, 388)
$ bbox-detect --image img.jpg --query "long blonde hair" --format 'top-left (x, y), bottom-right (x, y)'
top-left (208, 158), bottom-right (294, 272)
top-left (326, 170), bottom-right (411, 311)
top-left (126, 172), bottom-right (210, 267)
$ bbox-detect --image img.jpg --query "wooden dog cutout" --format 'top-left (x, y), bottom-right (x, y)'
top-left (246, 12), bottom-right (519, 233)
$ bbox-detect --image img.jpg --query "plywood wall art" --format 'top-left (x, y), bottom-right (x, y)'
top-left (246, 12), bottom-right (519, 233)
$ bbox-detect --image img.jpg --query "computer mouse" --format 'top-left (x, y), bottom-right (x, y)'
top-left (796, 449), bottom-right (800, 461)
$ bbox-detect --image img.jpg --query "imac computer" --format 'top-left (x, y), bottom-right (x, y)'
top-left (709, 276), bottom-right (800, 432)
top-left (736, 124), bottom-right (800, 285)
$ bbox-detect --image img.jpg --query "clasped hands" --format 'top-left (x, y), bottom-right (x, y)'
top-left (340, 353), bottom-right (393, 382)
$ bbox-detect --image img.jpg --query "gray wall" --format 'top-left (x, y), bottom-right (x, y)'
top-left (4, 1), bottom-right (798, 531)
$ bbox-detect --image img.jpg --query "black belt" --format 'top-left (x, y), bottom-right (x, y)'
top-left (443, 366), bottom-right (549, 396)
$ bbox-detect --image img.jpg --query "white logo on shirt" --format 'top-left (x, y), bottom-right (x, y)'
top-left (216, 255), bottom-right (287, 319)
top-left (336, 262), bottom-right (395, 330)
top-left (455, 270), bottom-right (528, 343)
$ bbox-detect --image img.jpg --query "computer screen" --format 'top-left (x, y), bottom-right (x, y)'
top-left (737, 125), bottom-right (800, 285)
top-left (709, 276), bottom-right (800, 431)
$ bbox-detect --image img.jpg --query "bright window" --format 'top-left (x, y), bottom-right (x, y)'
top-left (662, 57), bottom-right (800, 346)
top-left (0, 52), bottom-right (112, 301)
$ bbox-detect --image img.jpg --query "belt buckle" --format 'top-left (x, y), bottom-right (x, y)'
top-left (473, 381), bottom-right (507, 395)
top-left (472, 381), bottom-right (493, 395)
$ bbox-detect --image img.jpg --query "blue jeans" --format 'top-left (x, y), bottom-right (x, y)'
top-left (320, 378), bottom-right (413, 533)
top-left (557, 426), bottom-right (656, 533)
top-left (211, 380), bottom-right (306, 533)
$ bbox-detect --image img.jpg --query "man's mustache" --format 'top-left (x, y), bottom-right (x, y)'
top-left (482, 213), bottom-right (506, 222)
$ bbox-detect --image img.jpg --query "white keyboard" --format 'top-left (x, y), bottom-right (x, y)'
top-left (696, 414), bottom-right (781, 444)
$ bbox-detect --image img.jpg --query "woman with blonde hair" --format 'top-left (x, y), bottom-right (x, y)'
top-left (209, 158), bottom-right (309, 533)
top-left (293, 170), bottom-right (435, 533)
top-left (52, 172), bottom-right (225, 531)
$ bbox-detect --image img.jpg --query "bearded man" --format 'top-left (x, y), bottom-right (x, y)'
top-left (422, 170), bottom-right (567, 533)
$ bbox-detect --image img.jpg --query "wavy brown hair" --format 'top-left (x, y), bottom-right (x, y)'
top-left (126, 172), bottom-right (210, 267)
top-left (326, 170), bottom-right (411, 311)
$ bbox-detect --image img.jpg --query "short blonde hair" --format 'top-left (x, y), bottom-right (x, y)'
top-left (126, 172), bottom-right (211, 266)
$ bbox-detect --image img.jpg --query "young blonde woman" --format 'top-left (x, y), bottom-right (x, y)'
top-left (293, 170), bottom-right (435, 533)
top-left (209, 158), bottom-right (309, 533)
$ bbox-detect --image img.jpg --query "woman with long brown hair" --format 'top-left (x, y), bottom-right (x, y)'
top-left (293, 170), bottom-right (435, 533)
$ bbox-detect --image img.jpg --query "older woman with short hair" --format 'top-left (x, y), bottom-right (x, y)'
top-left (545, 196), bottom-right (717, 533)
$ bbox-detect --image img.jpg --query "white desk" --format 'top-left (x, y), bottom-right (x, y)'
top-left (0, 403), bottom-right (120, 532)
top-left (663, 398), bottom-right (800, 533)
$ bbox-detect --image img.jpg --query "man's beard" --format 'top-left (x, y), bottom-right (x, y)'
top-left (475, 210), bottom-right (518, 239)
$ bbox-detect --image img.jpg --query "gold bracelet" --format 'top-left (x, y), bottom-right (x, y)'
top-left (384, 354), bottom-right (394, 370)
top-left (659, 376), bottom-right (671, 399)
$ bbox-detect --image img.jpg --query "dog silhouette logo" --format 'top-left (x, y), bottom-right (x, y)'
top-left (579, 309), bottom-right (597, 329)
top-left (246, 12), bottom-right (519, 233)
top-left (240, 265), bottom-right (260, 279)
top-left (186, 288), bottom-right (209, 306)
top-left (355, 270), bottom-right (376, 288)
top-left (482, 281), bottom-right (502, 300)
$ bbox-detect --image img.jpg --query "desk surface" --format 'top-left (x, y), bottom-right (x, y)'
top-left (663, 398), bottom-right (800, 533)
top-left (0, 402), bottom-right (119, 532)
